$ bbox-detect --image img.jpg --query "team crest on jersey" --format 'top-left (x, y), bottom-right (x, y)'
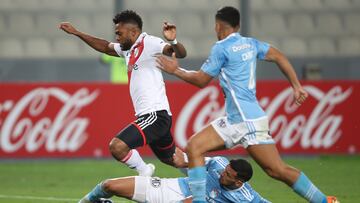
top-left (209, 189), bottom-right (219, 199)
top-left (150, 177), bottom-right (161, 188)
top-left (217, 119), bottom-right (226, 128)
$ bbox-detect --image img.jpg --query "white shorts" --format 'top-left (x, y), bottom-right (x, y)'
top-left (132, 176), bottom-right (187, 203)
top-left (211, 116), bottom-right (275, 149)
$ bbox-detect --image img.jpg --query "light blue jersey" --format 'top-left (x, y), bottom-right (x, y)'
top-left (178, 157), bottom-right (270, 203)
top-left (201, 33), bottom-right (270, 124)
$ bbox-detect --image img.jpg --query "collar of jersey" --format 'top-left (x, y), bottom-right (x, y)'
top-left (129, 32), bottom-right (147, 52)
top-left (216, 32), bottom-right (240, 44)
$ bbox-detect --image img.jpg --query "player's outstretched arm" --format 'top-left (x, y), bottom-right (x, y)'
top-left (59, 22), bottom-right (118, 56)
top-left (162, 22), bottom-right (187, 58)
top-left (265, 46), bottom-right (308, 105)
top-left (156, 53), bottom-right (212, 88)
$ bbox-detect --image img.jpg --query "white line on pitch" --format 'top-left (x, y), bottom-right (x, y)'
top-left (0, 194), bottom-right (130, 202)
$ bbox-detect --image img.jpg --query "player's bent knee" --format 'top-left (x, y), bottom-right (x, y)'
top-left (185, 142), bottom-right (204, 158)
top-left (109, 138), bottom-right (129, 160)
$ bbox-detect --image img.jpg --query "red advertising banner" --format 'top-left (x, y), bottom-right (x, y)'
top-left (0, 81), bottom-right (358, 158)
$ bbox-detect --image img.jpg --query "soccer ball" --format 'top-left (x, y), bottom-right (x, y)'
top-left (96, 198), bottom-right (113, 203)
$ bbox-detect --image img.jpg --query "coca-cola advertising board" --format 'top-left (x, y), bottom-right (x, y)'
top-left (0, 81), bottom-right (358, 158)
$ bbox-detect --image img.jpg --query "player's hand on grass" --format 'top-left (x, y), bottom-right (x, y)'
top-left (156, 52), bottom-right (179, 74)
top-left (59, 22), bottom-right (79, 35)
top-left (293, 87), bottom-right (308, 106)
top-left (162, 21), bottom-right (177, 41)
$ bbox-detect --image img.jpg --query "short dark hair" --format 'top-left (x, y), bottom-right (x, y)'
top-left (113, 10), bottom-right (143, 30)
top-left (215, 6), bottom-right (240, 28)
top-left (229, 159), bottom-right (253, 182)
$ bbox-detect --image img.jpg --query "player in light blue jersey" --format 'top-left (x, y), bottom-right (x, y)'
top-left (78, 153), bottom-right (269, 203)
top-left (156, 6), bottom-right (339, 203)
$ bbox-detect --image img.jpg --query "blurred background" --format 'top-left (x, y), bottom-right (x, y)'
top-left (0, 0), bottom-right (359, 81)
top-left (0, 0), bottom-right (359, 202)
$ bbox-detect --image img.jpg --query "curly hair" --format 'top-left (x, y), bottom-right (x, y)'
top-left (113, 10), bottom-right (143, 29)
top-left (216, 6), bottom-right (240, 28)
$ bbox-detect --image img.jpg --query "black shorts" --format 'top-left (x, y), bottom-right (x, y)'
top-left (116, 110), bottom-right (175, 159)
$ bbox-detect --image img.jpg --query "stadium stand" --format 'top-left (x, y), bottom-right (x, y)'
top-left (0, 0), bottom-right (359, 81)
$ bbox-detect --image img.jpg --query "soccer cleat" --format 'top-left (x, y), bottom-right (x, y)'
top-left (326, 196), bottom-right (339, 203)
top-left (78, 196), bottom-right (91, 203)
top-left (139, 163), bottom-right (155, 176)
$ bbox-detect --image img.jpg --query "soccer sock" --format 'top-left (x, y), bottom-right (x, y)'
top-left (87, 182), bottom-right (112, 202)
top-left (121, 149), bottom-right (148, 174)
top-left (292, 172), bottom-right (327, 203)
top-left (188, 166), bottom-right (207, 202)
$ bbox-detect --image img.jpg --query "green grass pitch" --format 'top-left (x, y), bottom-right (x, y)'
top-left (0, 155), bottom-right (359, 203)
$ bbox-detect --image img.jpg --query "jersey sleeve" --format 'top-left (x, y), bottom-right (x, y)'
top-left (113, 43), bottom-right (125, 57)
top-left (146, 35), bottom-right (168, 54)
top-left (200, 43), bottom-right (226, 77)
top-left (205, 156), bottom-right (229, 171)
top-left (254, 39), bottom-right (270, 60)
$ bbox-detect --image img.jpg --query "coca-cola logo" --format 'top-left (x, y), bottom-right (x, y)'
top-left (0, 87), bottom-right (99, 153)
top-left (175, 85), bottom-right (352, 150)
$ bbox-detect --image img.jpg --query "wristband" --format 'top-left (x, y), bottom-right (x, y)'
top-left (168, 39), bottom-right (178, 45)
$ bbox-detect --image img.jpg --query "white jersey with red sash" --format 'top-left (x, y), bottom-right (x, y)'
top-left (114, 32), bottom-right (171, 116)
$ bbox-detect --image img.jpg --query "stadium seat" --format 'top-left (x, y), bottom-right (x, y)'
top-left (183, 0), bottom-right (212, 10)
top-left (53, 38), bottom-right (81, 58)
top-left (24, 38), bottom-right (52, 58)
top-left (0, 0), bottom-right (16, 10)
top-left (338, 37), bottom-right (360, 56)
top-left (261, 37), bottom-right (280, 49)
top-left (156, 0), bottom-right (181, 10)
top-left (0, 38), bottom-right (24, 58)
top-left (177, 38), bottom-right (198, 58)
top-left (344, 13), bottom-right (360, 34)
top-left (281, 38), bottom-right (307, 57)
top-left (288, 14), bottom-right (315, 36)
top-left (36, 14), bottom-right (64, 37)
top-left (258, 14), bottom-right (288, 36)
top-left (251, 0), bottom-right (269, 12)
top-left (80, 42), bottom-right (101, 58)
top-left (124, 0), bottom-right (155, 11)
top-left (8, 13), bottom-right (35, 37)
top-left (148, 13), bottom-right (176, 36)
top-left (203, 13), bottom-right (216, 35)
top-left (67, 0), bottom-right (97, 10)
top-left (212, 0), bottom-right (240, 8)
top-left (351, 0), bottom-right (360, 7)
top-left (267, 0), bottom-right (295, 10)
top-left (93, 14), bottom-right (113, 39)
top-left (323, 0), bottom-right (351, 10)
top-left (316, 13), bottom-right (343, 36)
top-left (294, 0), bottom-right (323, 10)
top-left (198, 37), bottom-right (217, 58)
top-left (0, 14), bottom-right (6, 35)
top-left (64, 14), bottom-right (92, 33)
top-left (177, 14), bottom-right (203, 37)
top-left (37, 0), bottom-right (67, 10)
top-left (308, 38), bottom-right (336, 56)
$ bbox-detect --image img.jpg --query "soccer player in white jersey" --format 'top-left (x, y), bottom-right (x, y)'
top-left (157, 6), bottom-right (339, 203)
top-left (59, 10), bottom-right (187, 176)
top-left (78, 152), bottom-right (270, 203)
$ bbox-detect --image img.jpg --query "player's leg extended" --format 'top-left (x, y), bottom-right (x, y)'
top-left (247, 144), bottom-right (330, 203)
top-left (109, 122), bottom-right (154, 176)
top-left (79, 177), bottom-right (135, 203)
top-left (185, 124), bottom-right (226, 202)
